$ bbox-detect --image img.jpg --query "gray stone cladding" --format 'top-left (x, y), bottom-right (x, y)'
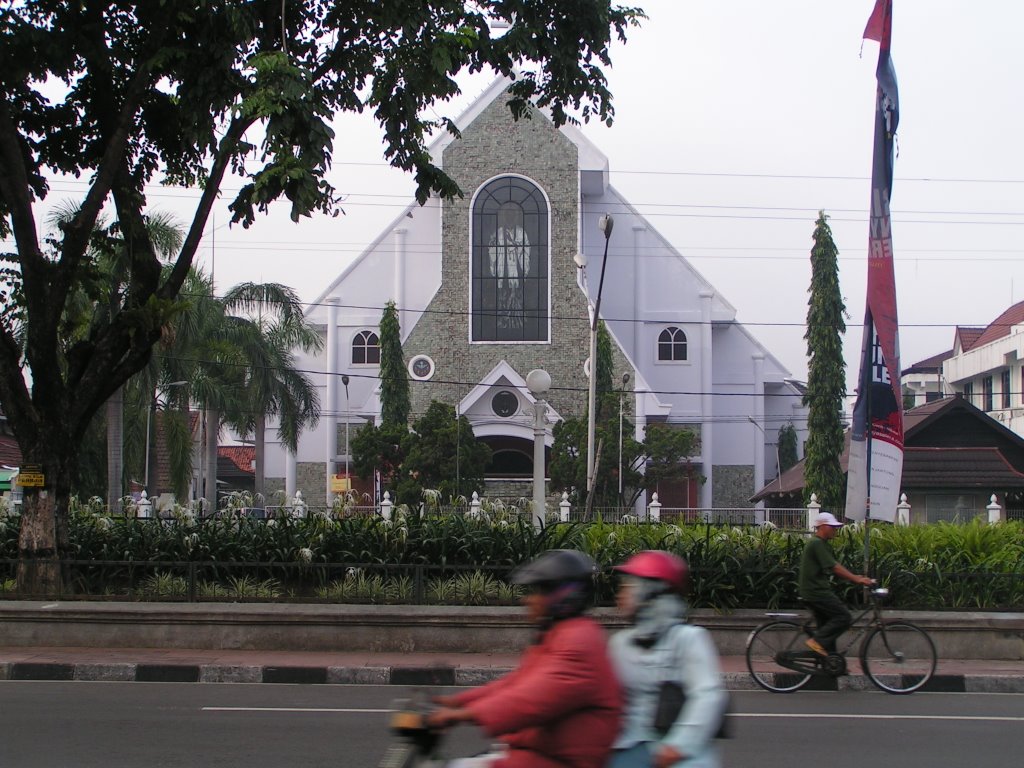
top-left (402, 90), bottom-right (632, 423)
top-left (296, 462), bottom-right (327, 506)
top-left (712, 465), bottom-right (756, 509)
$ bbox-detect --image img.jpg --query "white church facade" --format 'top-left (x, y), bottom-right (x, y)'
top-left (262, 78), bottom-right (808, 512)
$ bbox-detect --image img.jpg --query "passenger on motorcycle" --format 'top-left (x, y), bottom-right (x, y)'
top-left (427, 549), bottom-right (622, 768)
top-left (608, 551), bottom-right (727, 768)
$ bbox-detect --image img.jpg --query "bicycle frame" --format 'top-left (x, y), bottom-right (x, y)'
top-left (766, 591), bottom-right (885, 677)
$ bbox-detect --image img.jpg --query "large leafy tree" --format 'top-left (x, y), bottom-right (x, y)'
top-left (803, 211), bottom-right (847, 509)
top-left (0, 1), bottom-right (642, 589)
top-left (399, 401), bottom-right (492, 504)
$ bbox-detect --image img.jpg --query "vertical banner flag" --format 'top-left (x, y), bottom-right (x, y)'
top-left (846, 0), bottom-right (903, 523)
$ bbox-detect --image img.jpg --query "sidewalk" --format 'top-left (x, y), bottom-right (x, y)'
top-left (2, 646), bottom-right (1022, 692)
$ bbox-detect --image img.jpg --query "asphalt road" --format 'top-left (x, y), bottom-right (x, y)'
top-left (0, 682), bottom-right (1021, 767)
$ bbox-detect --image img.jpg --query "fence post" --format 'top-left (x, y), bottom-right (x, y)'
top-left (806, 493), bottom-right (821, 531)
top-left (136, 491), bottom-right (152, 519)
top-left (647, 492), bottom-right (661, 522)
top-left (559, 492), bottom-right (571, 522)
top-left (468, 491), bottom-right (481, 519)
top-left (379, 491), bottom-right (393, 522)
top-left (896, 493), bottom-right (911, 526)
top-left (291, 490), bottom-right (306, 518)
top-left (987, 494), bottom-right (1003, 525)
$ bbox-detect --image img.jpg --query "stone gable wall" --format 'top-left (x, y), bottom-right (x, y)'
top-left (403, 92), bottom-right (601, 422)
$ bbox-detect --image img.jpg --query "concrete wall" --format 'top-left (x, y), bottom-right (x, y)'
top-left (1, 602), bottom-right (1020, 660)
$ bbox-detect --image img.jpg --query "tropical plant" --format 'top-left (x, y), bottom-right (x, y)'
top-left (777, 423), bottom-right (799, 474)
top-left (216, 282), bottom-right (323, 497)
top-left (803, 211), bottom-right (848, 509)
top-left (399, 401), bottom-right (492, 504)
top-left (379, 301), bottom-right (410, 429)
top-left (0, 1), bottom-right (642, 593)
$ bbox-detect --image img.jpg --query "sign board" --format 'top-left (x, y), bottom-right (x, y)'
top-left (331, 474), bottom-right (351, 493)
top-left (16, 472), bottom-right (45, 487)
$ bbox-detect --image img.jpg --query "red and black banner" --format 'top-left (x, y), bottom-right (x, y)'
top-left (846, 0), bottom-right (904, 523)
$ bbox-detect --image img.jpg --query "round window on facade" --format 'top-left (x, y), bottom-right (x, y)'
top-left (408, 355), bottom-right (435, 381)
top-left (491, 390), bottom-right (520, 418)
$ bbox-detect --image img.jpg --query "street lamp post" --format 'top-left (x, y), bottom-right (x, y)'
top-left (585, 214), bottom-right (614, 504)
top-left (342, 375), bottom-right (350, 496)
top-left (618, 372), bottom-right (630, 505)
top-left (526, 368), bottom-right (551, 530)
top-left (748, 416), bottom-right (781, 482)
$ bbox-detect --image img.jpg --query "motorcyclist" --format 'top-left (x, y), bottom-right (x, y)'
top-left (427, 549), bottom-right (622, 768)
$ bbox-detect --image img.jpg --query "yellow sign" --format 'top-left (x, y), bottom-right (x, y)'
top-left (331, 474), bottom-right (351, 493)
top-left (16, 472), bottom-right (45, 487)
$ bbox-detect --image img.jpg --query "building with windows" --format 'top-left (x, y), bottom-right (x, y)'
top-left (943, 300), bottom-right (1024, 438)
top-left (753, 395), bottom-right (1024, 523)
top-left (262, 78), bottom-right (808, 510)
top-left (900, 349), bottom-right (954, 409)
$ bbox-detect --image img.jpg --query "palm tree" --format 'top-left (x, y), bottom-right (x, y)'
top-left (218, 283), bottom-right (322, 498)
top-left (117, 272), bottom-right (320, 511)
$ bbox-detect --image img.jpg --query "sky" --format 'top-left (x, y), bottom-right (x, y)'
top-left (34, 0), bottom-right (1024, 397)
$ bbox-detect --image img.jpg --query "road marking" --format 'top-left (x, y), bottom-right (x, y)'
top-left (738, 713), bottom-right (1024, 722)
top-left (203, 706), bottom-right (394, 713)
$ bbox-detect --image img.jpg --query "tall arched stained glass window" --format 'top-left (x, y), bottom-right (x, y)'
top-left (471, 177), bottom-right (548, 342)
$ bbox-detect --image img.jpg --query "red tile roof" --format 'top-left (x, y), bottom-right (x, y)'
top-left (218, 445), bottom-right (255, 475)
top-left (901, 447), bottom-right (1024, 488)
top-left (969, 299), bottom-right (1024, 350)
top-left (954, 326), bottom-right (985, 353)
top-left (901, 349), bottom-right (953, 376)
top-left (0, 434), bottom-right (22, 467)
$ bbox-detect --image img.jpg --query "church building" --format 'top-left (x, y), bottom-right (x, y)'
top-left (262, 78), bottom-right (808, 512)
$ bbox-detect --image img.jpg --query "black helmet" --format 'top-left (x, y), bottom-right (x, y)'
top-left (510, 549), bottom-right (597, 586)
top-left (511, 550), bottom-right (597, 625)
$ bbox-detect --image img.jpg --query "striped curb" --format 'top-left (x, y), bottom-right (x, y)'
top-left (2, 662), bottom-right (1022, 692)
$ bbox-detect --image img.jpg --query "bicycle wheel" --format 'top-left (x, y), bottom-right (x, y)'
top-left (860, 621), bottom-right (937, 694)
top-left (746, 621), bottom-right (814, 693)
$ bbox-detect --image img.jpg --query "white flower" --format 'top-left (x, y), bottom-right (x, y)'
top-left (298, 547), bottom-right (314, 563)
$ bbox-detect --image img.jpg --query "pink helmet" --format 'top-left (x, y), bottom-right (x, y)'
top-left (614, 550), bottom-right (689, 594)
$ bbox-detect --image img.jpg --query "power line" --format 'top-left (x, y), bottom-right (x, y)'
top-left (171, 289), bottom-right (1024, 332)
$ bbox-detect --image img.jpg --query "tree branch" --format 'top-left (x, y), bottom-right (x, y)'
top-left (163, 116), bottom-right (255, 298)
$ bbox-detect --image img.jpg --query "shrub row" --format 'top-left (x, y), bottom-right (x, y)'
top-left (1, 504), bottom-right (1022, 610)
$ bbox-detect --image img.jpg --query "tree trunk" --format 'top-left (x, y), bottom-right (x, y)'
top-left (254, 414), bottom-right (266, 500)
top-left (204, 408), bottom-right (219, 512)
top-left (16, 459), bottom-right (72, 596)
top-left (106, 387), bottom-right (124, 513)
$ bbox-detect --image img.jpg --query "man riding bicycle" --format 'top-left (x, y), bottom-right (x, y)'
top-left (798, 512), bottom-right (874, 656)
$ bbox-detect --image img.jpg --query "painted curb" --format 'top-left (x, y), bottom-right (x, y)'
top-left (2, 663), bottom-right (1022, 693)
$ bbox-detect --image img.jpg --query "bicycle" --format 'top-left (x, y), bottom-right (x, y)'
top-left (745, 587), bottom-right (937, 694)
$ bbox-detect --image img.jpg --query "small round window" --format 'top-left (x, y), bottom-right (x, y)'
top-left (491, 390), bottom-right (519, 418)
top-left (408, 355), bottom-right (435, 381)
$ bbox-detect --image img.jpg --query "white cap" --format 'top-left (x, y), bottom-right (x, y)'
top-left (813, 512), bottom-right (844, 528)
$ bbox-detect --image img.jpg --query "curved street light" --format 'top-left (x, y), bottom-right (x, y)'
top-left (585, 214), bottom-right (614, 510)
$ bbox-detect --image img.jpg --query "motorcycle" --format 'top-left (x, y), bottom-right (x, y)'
top-left (378, 699), bottom-right (504, 768)
top-left (378, 704), bottom-right (445, 768)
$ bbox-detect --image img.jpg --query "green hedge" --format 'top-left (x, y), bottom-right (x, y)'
top-left (1, 504), bottom-right (1022, 610)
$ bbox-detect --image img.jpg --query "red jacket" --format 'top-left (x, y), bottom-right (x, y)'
top-left (452, 615), bottom-right (622, 768)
